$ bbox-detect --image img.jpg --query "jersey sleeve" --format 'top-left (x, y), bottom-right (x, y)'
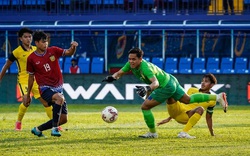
top-left (50, 46), bottom-right (65, 58)
top-left (121, 62), bottom-right (131, 72)
top-left (8, 53), bottom-right (17, 62)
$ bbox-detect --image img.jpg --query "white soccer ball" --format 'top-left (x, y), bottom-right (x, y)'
top-left (101, 106), bottom-right (118, 123)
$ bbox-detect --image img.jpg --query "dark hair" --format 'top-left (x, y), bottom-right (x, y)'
top-left (128, 47), bottom-right (144, 58)
top-left (33, 31), bottom-right (48, 42)
top-left (18, 27), bottom-right (33, 37)
top-left (71, 58), bottom-right (77, 62)
top-left (203, 73), bottom-right (217, 84)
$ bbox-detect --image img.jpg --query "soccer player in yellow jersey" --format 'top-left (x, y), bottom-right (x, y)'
top-left (157, 73), bottom-right (221, 139)
top-left (0, 28), bottom-right (52, 131)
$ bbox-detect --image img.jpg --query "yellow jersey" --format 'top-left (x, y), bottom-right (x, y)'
top-left (9, 45), bottom-right (36, 83)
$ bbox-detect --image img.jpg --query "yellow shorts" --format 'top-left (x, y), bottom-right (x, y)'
top-left (167, 102), bottom-right (194, 124)
top-left (18, 81), bottom-right (40, 99)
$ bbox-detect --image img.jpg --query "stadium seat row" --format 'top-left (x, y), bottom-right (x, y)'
top-left (0, 57), bottom-right (104, 74)
top-left (60, 57), bottom-right (104, 74)
top-left (150, 57), bottom-right (250, 74)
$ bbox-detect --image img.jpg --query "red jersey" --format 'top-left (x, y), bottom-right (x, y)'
top-left (27, 46), bottom-right (65, 89)
top-left (70, 65), bottom-right (80, 73)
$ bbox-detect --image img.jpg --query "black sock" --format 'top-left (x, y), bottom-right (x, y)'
top-left (52, 103), bottom-right (62, 127)
top-left (37, 120), bottom-right (53, 131)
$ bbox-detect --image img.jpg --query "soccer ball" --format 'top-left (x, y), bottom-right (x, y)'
top-left (101, 106), bottom-right (118, 123)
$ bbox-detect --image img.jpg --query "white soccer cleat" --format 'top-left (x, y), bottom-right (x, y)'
top-left (217, 92), bottom-right (228, 113)
top-left (139, 132), bottom-right (158, 138)
top-left (177, 132), bottom-right (196, 139)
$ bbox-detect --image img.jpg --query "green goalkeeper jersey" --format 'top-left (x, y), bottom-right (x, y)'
top-left (121, 59), bottom-right (170, 88)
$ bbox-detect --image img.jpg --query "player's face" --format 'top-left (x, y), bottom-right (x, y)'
top-left (128, 53), bottom-right (142, 69)
top-left (200, 77), bottom-right (213, 92)
top-left (35, 39), bottom-right (48, 52)
top-left (20, 33), bottom-right (32, 47)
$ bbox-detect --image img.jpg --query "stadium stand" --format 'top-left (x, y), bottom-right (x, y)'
top-left (164, 57), bottom-right (178, 74)
top-left (0, 57), bottom-right (6, 72)
top-left (221, 57), bottom-right (234, 74)
top-left (144, 57), bottom-right (151, 62)
top-left (9, 63), bottom-right (18, 74)
top-left (234, 57), bottom-right (249, 74)
top-left (152, 57), bottom-right (164, 69)
top-left (59, 58), bottom-right (64, 73)
top-left (192, 58), bottom-right (206, 74)
top-left (63, 57), bottom-right (72, 74)
top-left (179, 57), bottom-right (192, 74)
top-left (78, 57), bottom-right (90, 74)
top-left (91, 57), bottom-right (104, 74)
top-left (206, 57), bottom-right (220, 74)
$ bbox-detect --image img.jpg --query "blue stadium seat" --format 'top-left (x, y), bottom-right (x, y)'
top-left (91, 57), bottom-right (104, 73)
top-left (63, 57), bottom-right (72, 73)
top-left (0, 57), bottom-right (6, 72)
top-left (221, 57), bottom-right (234, 74)
top-left (245, 0), bottom-right (250, 4)
top-left (193, 69), bottom-right (206, 74)
top-left (24, 0), bottom-right (36, 5)
top-left (116, 0), bottom-right (124, 4)
top-left (143, 0), bottom-right (154, 4)
top-left (37, 0), bottom-right (46, 5)
top-left (10, 63), bottom-right (18, 74)
top-left (12, 0), bottom-right (21, 5)
top-left (59, 58), bottom-right (64, 73)
top-left (89, 0), bottom-right (102, 5)
top-left (179, 57), bottom-right (192, 74)
top-left (144, 57), bottom-right (150, 62)
top-left (152, 57), bottom-right (164, 69)
top-left (78, 57), bottom-right (90, 73)
top-left (63, 0), bottom-right (70, 5)
top-left (206, 57), bottom-right (220, 74)
top-left (207, 69), bottom-right (221, 74)
top-left (103, 0), bottom-right (115, 5)
top-left (164, 57), bottom-right (178, 74)
top-left (192, 58), bottom-right (206, 74)
top-left (0, 0), bottom-right (10, 5)
top-left (235, 57), bottom-right (249, 74)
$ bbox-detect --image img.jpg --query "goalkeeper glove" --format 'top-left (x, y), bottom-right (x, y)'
top-left (102, 75), bottom-right (116, 83)
top-left (135, 86), bottom-right (151, 97)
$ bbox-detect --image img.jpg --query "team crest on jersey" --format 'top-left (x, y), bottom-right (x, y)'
top-left (49, 55), bottom-right (55, 61)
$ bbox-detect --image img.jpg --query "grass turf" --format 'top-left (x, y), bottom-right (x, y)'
top-left (0, 104), bottom-right (250, 156)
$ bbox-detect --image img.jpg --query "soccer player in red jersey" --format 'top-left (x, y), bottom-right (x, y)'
top-left (23, 30), bottom-right (78, 137)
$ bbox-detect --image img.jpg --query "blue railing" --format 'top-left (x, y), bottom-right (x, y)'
top-left (0, 19), bottom-right (250, 73)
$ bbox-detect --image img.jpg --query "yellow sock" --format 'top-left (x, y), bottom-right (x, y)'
top-left (17, 103), bottom-right (28, 122)
top-left (183, 113), bottom-right (201, 132)
top-left (45, 106), bottom-right (53, 119)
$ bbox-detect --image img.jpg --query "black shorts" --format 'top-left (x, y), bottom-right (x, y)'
top-left (41, 88), bottom-right (68, 114)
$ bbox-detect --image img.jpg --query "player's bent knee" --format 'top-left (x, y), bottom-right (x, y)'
top-left (196, 106), bottom-right (205, 114)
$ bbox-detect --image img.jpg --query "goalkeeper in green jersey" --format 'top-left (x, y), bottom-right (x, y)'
top-left (103, 47), bottom-right (228, 138)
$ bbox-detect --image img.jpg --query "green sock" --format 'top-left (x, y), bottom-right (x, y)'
top-left (142, 110), bottom-right (156, 133)
top-left (190, 93), bottom-right (216, 103)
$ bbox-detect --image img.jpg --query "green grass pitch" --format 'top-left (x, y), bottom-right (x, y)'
top-left (0, 104), bottom-right (250, 156)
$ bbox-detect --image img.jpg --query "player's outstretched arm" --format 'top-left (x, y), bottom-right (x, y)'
top-left (23, 74), bottom-right (35, 106)
top-left (102, 75), bottom-right (116, 82)
top-left (206, 113), bottom-right (214, 136)
top-left (65, 41), bottom-right (78, 56)
top-left (0, 60), bottom-right (13, 82)
top-left (102, 69), bottom-right (126, 83)
top-left (157, 117), bottom-right (172, 126)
